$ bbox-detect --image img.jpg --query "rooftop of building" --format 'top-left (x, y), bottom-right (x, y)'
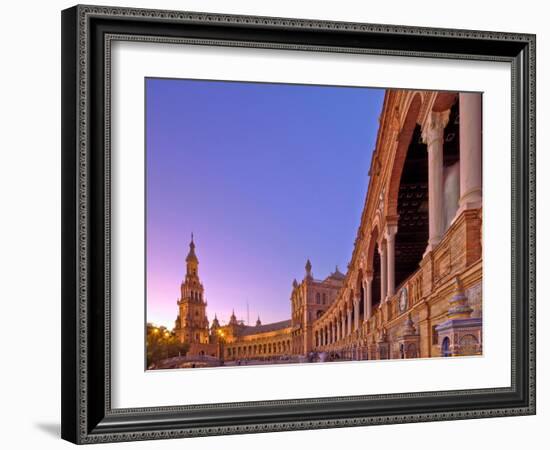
top-left (239, 319), bottom-right (292, 336)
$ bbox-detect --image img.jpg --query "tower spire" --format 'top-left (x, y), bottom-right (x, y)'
top-left (305, 258), bottom-right (313, 280)
top-left (188, 232), bottom-right (196, 256)
top-left (185, 232), bottom-right (199, 276)
top-left (229, 309), bottom-right (238, 326)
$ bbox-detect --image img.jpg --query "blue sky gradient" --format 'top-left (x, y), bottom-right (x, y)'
top-left (146, 78), bottom-right (384, 328)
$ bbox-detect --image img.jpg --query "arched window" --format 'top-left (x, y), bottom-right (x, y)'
top-left (459, 334), bottom-right (479, 355)
top-left (322, 293), bottom-right (327, 305)
top-left (316, 293), bottom-right (321, 304)
top-left (441, 337), bottom-right (451, 357)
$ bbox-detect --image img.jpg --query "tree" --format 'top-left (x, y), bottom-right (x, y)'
top-left (146, 323), bottom-right (189, 368)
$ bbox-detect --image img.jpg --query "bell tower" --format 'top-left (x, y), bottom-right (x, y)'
top-left (174, 234), bottom-right (210, 345)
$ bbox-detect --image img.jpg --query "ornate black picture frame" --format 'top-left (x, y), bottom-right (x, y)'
top-left (61, 4), bottom-right (536, 444)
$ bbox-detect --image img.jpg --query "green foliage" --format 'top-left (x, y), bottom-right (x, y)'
top-left (146, 323), bottom-right (189, 368)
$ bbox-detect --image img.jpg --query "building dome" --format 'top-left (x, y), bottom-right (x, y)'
top-left (327, 265), bottom-right (345, 280)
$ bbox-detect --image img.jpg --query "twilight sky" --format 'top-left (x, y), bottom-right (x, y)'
top-left (146, 78), bottom-right (384, 328)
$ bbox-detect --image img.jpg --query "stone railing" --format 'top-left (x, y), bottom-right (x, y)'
top-left (312, 209), bottom-right (481, 353)
top-left (369, 208), bottom-right (481, 333)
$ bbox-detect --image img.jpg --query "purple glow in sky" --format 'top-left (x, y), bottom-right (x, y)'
top-left (146, 78), bottom-right (384, 328)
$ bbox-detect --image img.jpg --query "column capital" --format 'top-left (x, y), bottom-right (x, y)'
top-left (421, 109), bottom-right (450, 146)
top-left (364, 270), bottom-right (374, 283)
top-left (384, 223), bottom-right (398, 241)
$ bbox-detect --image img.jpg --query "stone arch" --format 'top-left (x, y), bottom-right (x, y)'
top-left (441, 336), bottom-right (451, 357)
top-left (365, 226), bottom-right (382, 308)
top-left (346, 290), bottom-right (354, 332)
top-left (365, 223), bottom-right (380, 273)
top-left (386, 92), bottom-right (423, 218)
top-left (356, 269), bottom-right (365, 324)
top-left (459, 334), bottom-right (479, 355)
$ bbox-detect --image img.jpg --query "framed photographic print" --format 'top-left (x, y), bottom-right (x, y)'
top-left (61, 4), bottom-right (536, 444)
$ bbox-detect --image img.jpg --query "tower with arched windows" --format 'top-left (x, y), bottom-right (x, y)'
top-left (174, 234), bottom-right (210, 347)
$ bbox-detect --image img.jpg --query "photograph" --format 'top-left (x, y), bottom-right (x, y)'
top-left (145, 79), bottom-right (483, 370)
top-left (55, 2), bottom-right (536, 445)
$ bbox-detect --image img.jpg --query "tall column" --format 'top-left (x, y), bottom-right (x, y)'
top-left (336, 318), bottom-right (340, 342)
top-left (354, 297), bottom-right (360, 331)
top-left (364, 272), bottom-right (373, 319)
top-left (385, 224), bottom-right (398, 297)
top-left (342, 313), bottom-right (346, 337)
top-left (422, 110), bottom-right (450, 253)
top-left (379, 241), bottom-right (388, 302)
top-left (347, 307), bottom-right (352, 336)
top-left (458, 93), bottom-right (482, 212)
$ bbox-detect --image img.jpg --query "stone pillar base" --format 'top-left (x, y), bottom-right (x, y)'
top-left (435, 318), bottom-right (482, 357)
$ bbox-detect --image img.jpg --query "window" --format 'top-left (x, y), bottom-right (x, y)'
top-left (316, 293), bottom-right (321, 304)
top-left (322, 293), bottom-right (327, 304)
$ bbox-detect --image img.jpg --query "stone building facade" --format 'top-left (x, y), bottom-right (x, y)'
top-left (211, 315), bottom-right (293, 361)
top-left (172, 88), bottom-right (482, 363)
top-left (290, 262), bottom-right (345, 355)
top-left (311, 89), bottom-right (483, 360)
